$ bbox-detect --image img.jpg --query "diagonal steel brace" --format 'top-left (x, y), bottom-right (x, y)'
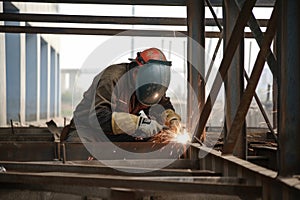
top-left (222, 0), bottom-right (278, 154)
top-left (193, 0), bottom-right (257, 142)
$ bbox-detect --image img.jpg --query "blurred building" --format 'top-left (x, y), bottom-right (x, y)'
top-left (0, 2), bottom-right (60, 126)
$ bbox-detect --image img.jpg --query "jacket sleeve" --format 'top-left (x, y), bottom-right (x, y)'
top-left (92, 65), bottom-right (124, 134)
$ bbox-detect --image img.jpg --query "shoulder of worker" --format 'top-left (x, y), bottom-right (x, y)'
top-left (91, 63), bottom-right (130, 84)
top-left (103, 63), bottom-right (129, 77)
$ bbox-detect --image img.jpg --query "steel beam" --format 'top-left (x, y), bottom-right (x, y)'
top-left (0, 13), bottom-right (186, 26)
top-left (195, 145), bottom-right (300, 199)
top-left (0, 161), bottom-right (217, 176)
top-left (204, 0), bottom-right (223, 83)
top-left (234, 0), bottom-right (278, 80)
top-left (1, 0), bottom-right (275, 7)
top-left (0, 3), bottom-right (6, 126)
top-left (187, 0), bottom-right (205, 143)
top-left (244, 71), bottom-right (277, 141)
top-left (3, 0), bottom-right (187, 6)
top-left (278, 0), bottom-right (300, 176)
top-left (0, 26), bottom-right (258, 38)
top-left (222, 1), bottom-right (278, 155)
top-left (223, 0), bottom-right (246, 159)
top-left (0, 171), bottom-right (262, 198)
top-left (0, 25), bottom-right (188, 36)
top-left (207, 0), bottom-right (276, 158)
top-left (0, 142), bottom-right (187, 161)
top-left (0, 13), bottom-right (270, 27)
top-left (194, 0), bottom-right (257, 142)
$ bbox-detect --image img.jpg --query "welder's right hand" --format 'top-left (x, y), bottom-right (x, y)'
top-left (111, 112), bottom-right (162, 137)
top-left (137, 117), bottom-right (163, 138)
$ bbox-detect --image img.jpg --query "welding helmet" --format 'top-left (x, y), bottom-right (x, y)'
top-left (130, 48), bottom-right (172, 106)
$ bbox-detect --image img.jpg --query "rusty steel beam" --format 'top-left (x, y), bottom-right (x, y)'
top-left (244, 71), bottom-right (277, 142)
top-left (0, 13), bottom-right (186, 26)
top-left (278, 0), bottom-right (300, 176)
top-left (187, 0), bottom-right (205, 143)
top-left (206, 0), bottom-right (277, 143)
top-left (204, 0), bottom-right (223, 84)
top-left (222, 0), bottom-right (278, 155)
top-left (205, 0), bottom-right (276, 152)
top-left (0, 13), bottom-right (270, 27)
top-left (0, 127), bottom-right (53, 134)
top-left (0, 134), bottom-right (53, 141)
top-left (0, 26), bottom-right (257, 38)
top-left (204, 0), bottom-right (223, 83)
top-left (2, 0), bottom-right (187, 6)
top-left (223, 0), bottom-right (246, 159)
top-left (234, 0), bottom-right (278, 80)
top-left (0, 171), bottom-right (262, 198)
top-left (195, 145), bottom-right (300, 199)
top-left (1, 183), bottom-right (112, 199)
top-left (0, 26), bottom-right (187, 36)
top-left (0, 127), bottom-right (54, 141)
top-left (215, 0), bottom-right (275, 7)
top-left (0, 142), bottom-right (57, 161)
top-left (1, 0), bottom-right (275, 7)
top-left (206, 0), bottom-right (222, 31)
top-left (0, 161), bottom-right (218, 176)
top-left (193, 0), bottom-right (257, 142)
top-left (0, 142), bottom-right (188, 161)
top-left (205, 34), bottom-right (223, 83)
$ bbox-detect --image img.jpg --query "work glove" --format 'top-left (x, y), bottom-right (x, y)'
top-left (111, 112), bottom-right (163, 137)
top-left (137, 117), bottom-right (163, 138)
top-left (161, 109), bottom-right (182, 133)
top-left (112, 112), bottom-right (139, 135)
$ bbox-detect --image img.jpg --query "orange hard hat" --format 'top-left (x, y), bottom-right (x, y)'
top-left (133, 48), bottom-right (168, 66)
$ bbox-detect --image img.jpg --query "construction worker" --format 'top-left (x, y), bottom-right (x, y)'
top-left (63, 48), bottom-right (181, 142)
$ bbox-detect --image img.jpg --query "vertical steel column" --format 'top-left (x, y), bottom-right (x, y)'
top-left (273, 35), bottom-right (278, 130)
top-left (278, 0), bottom-right (300, 176)
top-left (40, 39), bottom-right (49, 119)
top-left (55, 51), bottom-right (60, 117)
top-left (0, 2), bottom-right (7, 126)
top-left (50, 47), bottom-right (56, 118)
top-left (4, 2), bottom-right (26, 124)
top-left (187, 0), bottom-right (205, 142)
top-left (56, 53), bottom-right (60, 117)
top-left (19, 29), bottom-right (26, 125)
top-left (25, 34), bottom-right (39, 121)
top-left (223, 0), bottom-right (246, 158)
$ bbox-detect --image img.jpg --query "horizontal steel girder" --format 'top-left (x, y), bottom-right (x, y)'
top-left (0, 160), bottom-right (218, 176)
top-left (0, 170), bottom-right (261, 198)
top-left (2, 0), bottom-right (275, 7)
top-left (0, 25), bottom-right (258, 38)
top-left (0, 141), bottom-right (188, 161)
top-left (0, 13), bottom-right (269, 27)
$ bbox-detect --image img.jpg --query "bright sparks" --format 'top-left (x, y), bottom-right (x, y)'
top-left (174, 131), bottom-right (191, 144)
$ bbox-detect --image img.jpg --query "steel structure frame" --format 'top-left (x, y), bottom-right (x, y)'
top-left (0, 0), bottom-right (300, 198)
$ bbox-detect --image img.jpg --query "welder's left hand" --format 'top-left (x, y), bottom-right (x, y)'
top-left (161, 109), bottom-right (182, 133)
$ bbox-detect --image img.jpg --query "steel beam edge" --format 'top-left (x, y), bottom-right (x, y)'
top-left (0, 171), bottom-right (262, 198)
top-left (190, 144), bottom-right (300, 197)
top-left (1, 0), bottom-right (275, 7)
